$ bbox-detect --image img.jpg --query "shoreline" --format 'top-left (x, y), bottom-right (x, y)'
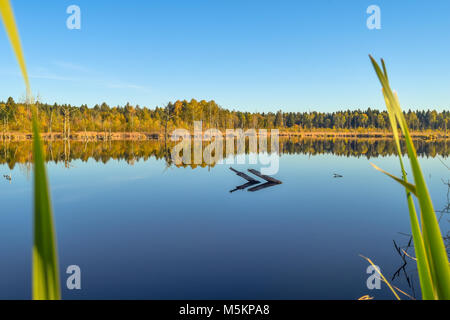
top-left (0, 130), bottom-right (448, 141)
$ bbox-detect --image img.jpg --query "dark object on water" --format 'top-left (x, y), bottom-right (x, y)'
top-left (229, 167), bottom-right (282, 193)
top-left (229, 167), bottom-right (260, 193)
top-left (247, 169), bottom-right (282, 184)
top-left (230, 167), bottom-right (259, 183)
top-left (248, 182), bottom-right (279, 192)
top-left (3, 174), bottom-right (12, 182)
top-left (230, 181), bottom-right (259, 193)
top-left (333, 173), bottom-right (343, 178)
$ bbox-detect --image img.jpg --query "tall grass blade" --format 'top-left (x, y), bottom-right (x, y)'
top-left (370, 55), bottom-right (450, 299)
top-left (379, 72), bottom-right (435, 299)
top-left (370, 163), bottom-right (417, 196)
top-left (31, 110), bottom-right (61, 300)
top-left (0, 0), bottom-right (61, 300)
top-left (0, 0), bottom-right (30, 99)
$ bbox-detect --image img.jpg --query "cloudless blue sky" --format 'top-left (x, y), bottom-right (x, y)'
top-left (1, 0), bottom-right (449, 112)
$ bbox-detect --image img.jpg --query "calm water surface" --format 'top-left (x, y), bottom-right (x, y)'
top-left (0, 139), bottom-right (448, 300)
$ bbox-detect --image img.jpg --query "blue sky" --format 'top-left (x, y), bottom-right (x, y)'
top-left (0, 0), bottom-right (449, 112)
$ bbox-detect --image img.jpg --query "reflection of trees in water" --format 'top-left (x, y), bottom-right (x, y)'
top-left (281, 138), bottom-right (449, 159)
top-left (0, 138), bottom-right (449, 169)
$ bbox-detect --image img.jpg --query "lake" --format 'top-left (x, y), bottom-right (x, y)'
top-left (0, 138), bottom-right (449, 300)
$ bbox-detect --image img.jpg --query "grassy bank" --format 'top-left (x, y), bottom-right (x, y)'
top-left (0, 129), bottom-right (447, 141)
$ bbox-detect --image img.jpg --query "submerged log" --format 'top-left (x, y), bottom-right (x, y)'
top-left (230, 180), bottom-right (259, 193)
top-left (248, 182), bottom-right (279, 192)
top-left (247, 169), bottom-right (282, 184)
top-left (230, 167), bottom-right (259, 183)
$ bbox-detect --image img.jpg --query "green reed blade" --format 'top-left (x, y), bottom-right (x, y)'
top-left (370, 55), bottom-right (450, 300)
top-left (0, 0), bottom-right (61, 300)
top-left (372, 157), bottom-right (434, 299)
top-left (370, 163), bottom-right (417, 196)
top-left (31, 109), bottom-right (61, 300)
top-left (381, 87), bottom-right (435, 299)
top-left (0, 0), bottom-right (30, 98)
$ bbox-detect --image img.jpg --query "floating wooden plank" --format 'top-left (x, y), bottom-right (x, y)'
top-left (230, 167), bottom-right (259, 183)
top-left (248, 169), bottom-right (282, 184)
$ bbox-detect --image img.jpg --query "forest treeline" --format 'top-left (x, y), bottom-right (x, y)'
top-left (0, 97), bottom-right (448, 134)
top-left (1, 138), bottom-right (448, 170)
